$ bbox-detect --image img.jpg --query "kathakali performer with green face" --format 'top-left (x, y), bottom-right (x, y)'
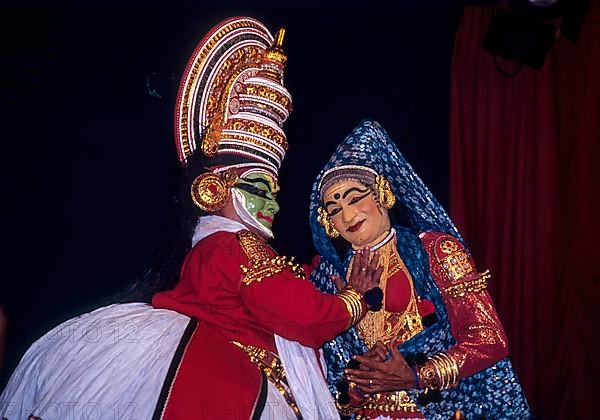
top-left (232, 172), bottom-right (281, 235)
top-left (0, 17), bottom-right (385, 420)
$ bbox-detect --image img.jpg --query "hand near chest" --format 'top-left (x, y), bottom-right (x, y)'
top-left (345, 340), bottom-right (417, 393)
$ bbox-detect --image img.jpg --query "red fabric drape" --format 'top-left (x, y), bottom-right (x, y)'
top-left (450, 5), bottom-right (599, 418)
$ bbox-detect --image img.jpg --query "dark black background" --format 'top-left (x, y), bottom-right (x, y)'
top-left (0, 0), bottom-right (461, 385)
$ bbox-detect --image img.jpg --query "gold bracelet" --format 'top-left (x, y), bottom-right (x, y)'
top-left (337, 287), bottom-right (364, 327)
top-left (418, 352), bottom-right (459, 391)
top-left (432, 354), bottom-right (448, 390)
top-left (418, 359), bottom-right (440, 389)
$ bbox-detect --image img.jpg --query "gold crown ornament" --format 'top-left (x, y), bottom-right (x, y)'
top-left (174, 17), bottom-right (293, 212)
top-left (175, 17), bottom-right (293, 184)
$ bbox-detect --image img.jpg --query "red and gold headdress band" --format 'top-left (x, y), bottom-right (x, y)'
top-left (174, 17), bottom-right (292, 183)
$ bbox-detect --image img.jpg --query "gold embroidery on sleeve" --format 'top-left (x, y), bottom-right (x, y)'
top-left (438, 238), bottom-right (473, 281)
top-left (237, 230), bottom-right (305, 285)
top-left (444, 270), bottom-right (491, 298)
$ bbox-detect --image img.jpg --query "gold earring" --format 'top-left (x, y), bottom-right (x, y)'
top-left (191, 170), bottom-right (239, 212)
top-left (374, 175), bottom-right (396, 209)
top-left (317, 206), bottom-right (340, 238)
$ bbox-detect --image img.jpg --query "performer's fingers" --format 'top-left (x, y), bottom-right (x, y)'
top-left (361, 247), bottom-right (372, 272)
top-left (357, 384), bottom-right (375, 393)
top-left (357, 381), bottom-right (386, 394)
top-left (331, 274), bottom-right (345, 291)
top-left (353, 354), bottom-right (385, 370)
top-left (351, 249), bottom-right (363, 277)
top-left (373, 341), bottom-right (389, 360)
top-left (371, 265), bottom-right (384, 287)
top-left (388, 341), bottom-right (403, 360)
top-left (368, 251), bottom-right (380, 274)
top-left (345, 369), bottom-right (379, 381)
top-left (352, 376), bottom-right (378, 386)
top-left (364, 342), bottom-right (388, 361)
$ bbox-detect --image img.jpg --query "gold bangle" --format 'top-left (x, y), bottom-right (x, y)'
top-left (440, 353), bottom-right (459, 389)
top-left (418, 360), bottom-right (440, 389)
top-left (419, 352), bottom-right (459, 391)
top-left (337, 287), bottom-right (364, 327)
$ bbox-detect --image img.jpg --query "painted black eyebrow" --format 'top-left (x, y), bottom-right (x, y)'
top-left (342, 186), bottom-right (369, 199)
top-left (243, 177), bottom-right (271, 189)
top-left (324, 200), bottom-right (337, 210)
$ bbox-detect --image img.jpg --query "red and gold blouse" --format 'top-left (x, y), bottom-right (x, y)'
top-left (348, 230), bottom-right (508, 419)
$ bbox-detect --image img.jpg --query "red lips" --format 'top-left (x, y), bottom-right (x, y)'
top-left (347, 220), bottom-right (364, 233)
top-left (257, 212), bottom-right (273, 224)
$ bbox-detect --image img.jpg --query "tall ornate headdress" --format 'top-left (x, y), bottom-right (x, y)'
top-left (175, 17), bottom-right (292, 211)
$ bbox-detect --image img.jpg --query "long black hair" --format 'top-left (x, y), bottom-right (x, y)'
top-left (114, 152), bottom-right (208, 303)
top-left (113, 150), bottom-right (269, 303)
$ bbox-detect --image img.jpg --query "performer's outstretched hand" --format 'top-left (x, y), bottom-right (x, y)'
top-left (344, 249), bottom-right (382, 294)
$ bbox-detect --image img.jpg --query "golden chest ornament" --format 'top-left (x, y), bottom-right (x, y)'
top-left (348, 238), bottom-right (424, 349)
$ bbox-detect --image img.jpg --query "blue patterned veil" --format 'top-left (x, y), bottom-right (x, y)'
top-left (309, 119), bottom-right (461, 273)
top-left (309, 120), bottom-right (530, 419)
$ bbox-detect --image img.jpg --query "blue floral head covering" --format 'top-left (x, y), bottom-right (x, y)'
top-left (308, 120), bottom-right (530, 419)
top-left (309, 119), bottom-right (461, 272)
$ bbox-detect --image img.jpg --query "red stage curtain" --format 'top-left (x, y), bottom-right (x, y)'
top-left (450, 4), bottom-right (599, 418)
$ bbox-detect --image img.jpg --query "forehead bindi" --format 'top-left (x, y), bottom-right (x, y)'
top-left (324, 181), bottom-right (364, 203)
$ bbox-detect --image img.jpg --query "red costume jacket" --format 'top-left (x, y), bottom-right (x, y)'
top-left (152, 230), bottom-right (358, 419)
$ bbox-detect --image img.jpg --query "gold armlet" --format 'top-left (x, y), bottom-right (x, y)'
top-left (337, 287), bottom-right (364, 328)
top-left (437, 237), bottom-right (473, 280)
top-left (444, 270), bottom-right (491, 298)
top-left (418, 352), bottom-right (459, 391)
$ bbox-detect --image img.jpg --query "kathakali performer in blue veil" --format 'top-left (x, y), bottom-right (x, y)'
top-left (309, 120), bottom-right (530, 419)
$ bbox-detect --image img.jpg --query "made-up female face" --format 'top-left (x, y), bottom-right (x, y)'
top-left (234, 173), bottom-right (280, 229)
top-left (323, 180), bottom-right (391, 248)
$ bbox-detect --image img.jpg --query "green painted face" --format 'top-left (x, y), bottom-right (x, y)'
top-left (234, 173), bottom-right (280, 228)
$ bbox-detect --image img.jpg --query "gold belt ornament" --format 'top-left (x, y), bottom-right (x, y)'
top-left (362, 390), bottom-right (419, 414)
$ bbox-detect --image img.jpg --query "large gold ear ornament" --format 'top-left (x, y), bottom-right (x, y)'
top-left (191, 170), bottom-right (239, 212)
top-left (317, 206), bottom-right (340, 238)
top-left (374, 175), bottom-right (396, 210)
